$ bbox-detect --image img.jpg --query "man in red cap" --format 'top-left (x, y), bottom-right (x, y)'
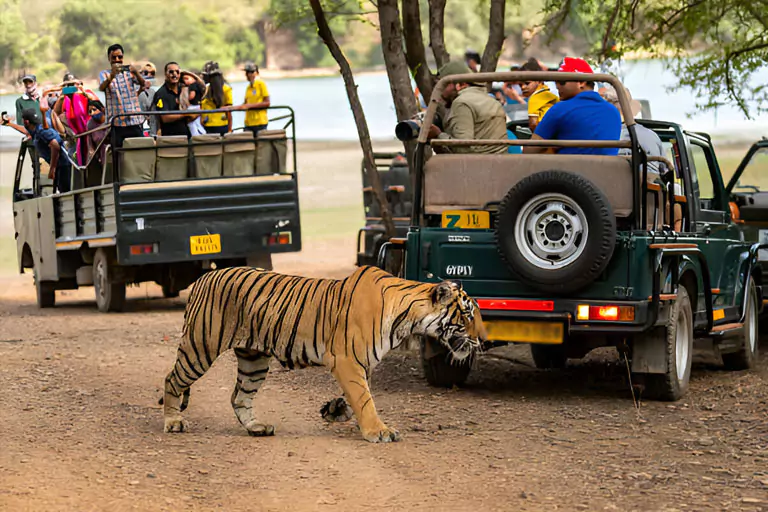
top-left (524, 57), bottom-right (621, 156)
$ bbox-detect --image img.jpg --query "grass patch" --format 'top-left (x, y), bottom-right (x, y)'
top-left (300, 204), bottom-right (365, 241)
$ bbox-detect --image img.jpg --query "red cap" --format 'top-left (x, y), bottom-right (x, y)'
top-left (558, 57), bottom-right (594, 74)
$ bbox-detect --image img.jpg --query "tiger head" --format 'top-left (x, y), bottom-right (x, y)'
top-left (418, 281), bottom-right (487, 361)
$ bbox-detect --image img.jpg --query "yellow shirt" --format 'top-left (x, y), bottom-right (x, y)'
top-left (201, 83), bottom-right (233, 127)
top-left (244, 78), bottom-right (269, 127)
top-left (528, 84), bottom-right (559, 123)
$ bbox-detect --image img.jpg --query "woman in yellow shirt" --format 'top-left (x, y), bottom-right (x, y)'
top-left (200, 61), bottom-right (233, 135)
top-left (233, 61), bottom-right (271, 137)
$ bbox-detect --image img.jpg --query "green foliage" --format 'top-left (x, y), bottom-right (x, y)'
top-left (540, 0), bottom-right (768, 118)
top-left (0, 0), bottom-right (29, 71)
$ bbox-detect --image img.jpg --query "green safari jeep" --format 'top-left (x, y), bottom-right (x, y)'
top-left (383, 71), bottom-right (765, 401)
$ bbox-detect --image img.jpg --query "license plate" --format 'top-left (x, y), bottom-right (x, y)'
top-left (190, 234), bottom-right (221, 255)
top-left (441, 210), bottom-right (490, 229)
top-left (484, 320), bottom-right (564, 344)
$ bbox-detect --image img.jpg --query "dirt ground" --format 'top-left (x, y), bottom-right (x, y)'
top-left (1, 143), bottom-right (768, 511)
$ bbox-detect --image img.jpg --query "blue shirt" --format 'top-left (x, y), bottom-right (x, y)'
top-left (534, 90), bottom-right (621, 155)
top-left (30, 125), bottom-right (70, 170)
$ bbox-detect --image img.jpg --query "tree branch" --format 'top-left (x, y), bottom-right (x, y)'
top-left (600, 0), bottom-right (622, 60)
top-left (480, 0), bottom-right (505, 73)
top-left (428, 0), bottom-right (450, 68)
top-left (308, 0), bottom-right (396, 238)
top-left (402, 0), bottom-right (434, 102)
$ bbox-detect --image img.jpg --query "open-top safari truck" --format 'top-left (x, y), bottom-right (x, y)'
top-left (380, 70), bottom-right (766, 401)
top-left (12, 106), bottom-right (300, 312)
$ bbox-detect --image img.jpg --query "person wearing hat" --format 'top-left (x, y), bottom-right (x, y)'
top-left (15, 74), bottom-right (42, 126)
top-left (524, 57), bottom-right (621, 156)
top-left (139, 62), bottom-right (158, 135)
top-left (4, 109), bottom-right (72, 193)
top-left (426, 60), bottom-right (508, 155)
top-left (200, 61), bottom-right (233, 135)
top-left (233, 61), bottom-right (270, 136)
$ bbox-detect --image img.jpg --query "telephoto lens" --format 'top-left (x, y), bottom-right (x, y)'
top-left (395, 119), bottom-right (421, 141)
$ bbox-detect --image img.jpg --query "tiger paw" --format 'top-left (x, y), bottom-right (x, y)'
top-left (362, 426), bottom-right (401, 443)
top-left (245, 421), bottom-right (275, 437)
top-left (164, 417), bottom-right (188, 433)
top-left (320, 397), bottom-right (354, 423)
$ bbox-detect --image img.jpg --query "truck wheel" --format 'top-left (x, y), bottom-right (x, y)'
top-left (722, 278), bottom-right (759, 370)
top-left (642, 286), bottom-right (694, 401)
top-left (34, 268), bottom-right (56, 308)
top-left (530, 344), bottom-right (567, 369)
top-left (420, 338), bottom-right (472, 388)
top-left (93, 248), bottom-right (126, 313)
top-left (496, 171), bottom-right (616, 295)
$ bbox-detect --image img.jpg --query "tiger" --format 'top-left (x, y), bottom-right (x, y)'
top-left (162, 265), bottom-right (487, 443)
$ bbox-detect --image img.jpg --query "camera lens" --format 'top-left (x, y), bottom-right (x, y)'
top-left (395, 120), bottom-right (421, 141)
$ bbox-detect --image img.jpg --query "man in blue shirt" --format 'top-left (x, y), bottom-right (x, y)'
top-left (524, 57), bottom-right (621, 156)
top-left (17, 109), bottom-right (72, 193)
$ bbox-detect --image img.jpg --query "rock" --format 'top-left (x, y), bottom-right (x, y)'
top-left (742, 498), bottom-right (763, 504)
top-left (697, 437), bottom-right (715, 447)
top-left (287, 451), bottom-right (297, 457)
top-left (146, 473), bottom-right (156, 478)
top-left (129, 480), bottom-right (140, 486)
top-left (198, 469), bottom-right (209, 475)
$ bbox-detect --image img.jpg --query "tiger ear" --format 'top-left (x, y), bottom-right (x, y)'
top-left (451, 279), bottom-right (463, 290)
top-left (432, 281), bottom-right (456, 305)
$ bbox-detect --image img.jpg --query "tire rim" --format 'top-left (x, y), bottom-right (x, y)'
top-left (514, 193), bottom-right (589, 270)
top-left (95, 258), bottom-right (107, 302)
top-left (746, 285), bottom-right (757, 353)
top-left (675, 303), bottom-right (691, 383)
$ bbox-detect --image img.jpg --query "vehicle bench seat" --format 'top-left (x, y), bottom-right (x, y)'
top-left (424, 154), bottom-right (634, 217)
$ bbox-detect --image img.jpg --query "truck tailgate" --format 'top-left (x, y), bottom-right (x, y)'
top-left (116, 175), bottom-right (301, 265)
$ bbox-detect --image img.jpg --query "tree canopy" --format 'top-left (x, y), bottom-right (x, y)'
top-left (540, 0), bottom-right (768, 118)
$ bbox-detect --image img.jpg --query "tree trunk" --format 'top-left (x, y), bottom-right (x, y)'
top-left (401, 0), bottom-right (434, 103)
top-left (480, 0), bottom-right (506, 73)
top-left (308, 0), bottom-right (396, 239)
top-left (378, 0), bottom-right (419, 122)
top-left (428, 0), bottom-right (450, 68)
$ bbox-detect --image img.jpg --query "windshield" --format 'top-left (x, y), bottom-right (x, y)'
top-left (730, 146), bottom-right (768, 192)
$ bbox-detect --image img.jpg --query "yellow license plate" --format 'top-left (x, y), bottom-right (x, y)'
top-left (190, 234), bottom-right (222, 255)
top-left (484, 320), bottom-right (564, 344)
top-left (441, 210), bottom-right (490, 229)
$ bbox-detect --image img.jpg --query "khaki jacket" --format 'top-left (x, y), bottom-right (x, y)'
top-left (438, 86), bottom-right (508, 154)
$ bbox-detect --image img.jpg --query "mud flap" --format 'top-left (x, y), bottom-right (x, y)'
top-left (630, 330), bottom-right (667, 374)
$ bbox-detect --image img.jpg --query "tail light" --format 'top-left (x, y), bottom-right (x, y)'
top-left (576, 304), bottom-right (635, 322)
top-left (266, 232), bottom-right (292, 246)
top-left (130, 243), bottom-right (158, 255)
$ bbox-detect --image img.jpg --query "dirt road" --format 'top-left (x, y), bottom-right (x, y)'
top-left (1, 242), bottom-right (768, 511)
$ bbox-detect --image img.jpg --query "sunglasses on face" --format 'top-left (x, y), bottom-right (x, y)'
top-left (167, 70), bottom-right (180, 75)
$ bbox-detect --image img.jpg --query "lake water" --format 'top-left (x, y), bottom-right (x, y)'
top-left (1, 59), bottom-right (767, 144)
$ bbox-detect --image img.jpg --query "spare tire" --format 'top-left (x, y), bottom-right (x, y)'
top-left (496, 170), bottom-right (616, 295)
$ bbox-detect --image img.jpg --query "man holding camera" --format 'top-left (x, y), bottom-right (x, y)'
top-left (98, 43), bottom-right (147, 148)
top-left (427, 60), bottom-right (508, 154)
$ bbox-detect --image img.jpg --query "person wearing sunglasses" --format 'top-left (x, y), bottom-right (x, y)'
top-left (523, 57), bottom-right (621, 156)
top-left (98, 43), bottom-right (147, 148)
top-left (151, 62), bottom-right (193, 137)
top-left (139, 62), bottom-right (158, 136)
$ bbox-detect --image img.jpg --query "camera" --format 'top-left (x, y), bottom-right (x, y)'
top-left (62, 85), bottom-right (78, 95)
top-left (395, 111), bottom-right (426, 141)
top-left (120, 65), bottom-right (131, 73)
top-left (1, 111), bottom-right (9, 125)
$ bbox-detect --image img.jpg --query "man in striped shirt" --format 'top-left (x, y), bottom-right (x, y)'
top-left (98, 43), bottom-right (147, 148)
